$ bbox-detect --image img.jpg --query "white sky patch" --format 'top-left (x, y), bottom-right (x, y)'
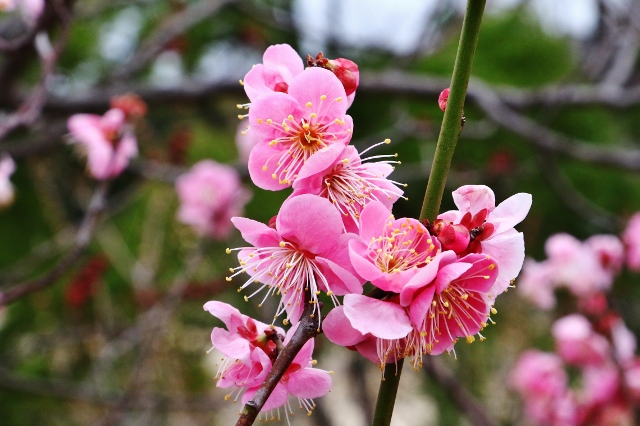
top-left (99, 6), bottom-right (143, 63)
top-left (149, 50), bottom-right (184, 87)
top-left (194, 41), bottom-right (261, 83)
top-left (530, 0), bottom-right (599, 39)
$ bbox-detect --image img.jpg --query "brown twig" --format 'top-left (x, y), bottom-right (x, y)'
top-left (112, 0), bottom-right (237, 81)
top-left (423, 357), bottom-right (496, 426)
top-left (235, 296), bottom-right (321, 426)
top-left (0, 180), bottom-right (109, 306)
top-left (0, 0), bottom-right (73, 140)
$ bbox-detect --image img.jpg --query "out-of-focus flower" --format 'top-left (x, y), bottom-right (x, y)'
top-left (348, 200), bottom-right (440, 293)
top-left (517, 258), bottom-right (556, 309)
top-left (247, 67), bottom-right (353, 190)
top-left (67, 108), bottom-right (138, 180)
top-left (438, 185), bottom-right (532, 298)
top-left (622, 212), bottom-right (640, 272)
top-left (65, 256), bottom-right (108, 308)
top-left (585, 234), bottom-right (624, 277)
top-left (175, 160), bottom-right (250, 240)
top-left (0, 154), bottom-right (16, 208)
top-left (510, 350), bottom-right (577, 426)
top-left (243, 44), bottom-right (304, 102)
top-left (110, 93), bottom-right (147, 120)
top-left (290, 142), bottom-right (403, 232)
top-left (235, 122), bottom-right (260, 165)
top-left (552, 314), bottom-right (610, 367)
top-left (227, 194), bottom-right (363, 324)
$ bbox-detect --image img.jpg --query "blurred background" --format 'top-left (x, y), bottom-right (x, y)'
top-left (1, 0), bottom-right (640, 424)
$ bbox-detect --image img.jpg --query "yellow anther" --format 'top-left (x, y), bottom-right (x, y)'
top-left (225, 277), bottom-right (232, 282)
top-left (320, 95), bottom-right (327, 100)
top-left (279, 241), bottom-right (286, 247)
top-left (488, 264), bottom-right (495, 270)
top-left (239, 79), bottom-right (244, 85)
top-left (225, 394), bottom-right (231, 400)
top-left (491, 307), bottom-right (497, 315)
top-left (226, 248), bottom-right (231, 254)
top-left (288, 115), bottom-right (294, 121)
top-left (306, 102), bottom-right (312, 107)
top-left (262, 165), bottom-right (267, 171)
top-left (310, 113), bottom-right (317, 118)
top-left (336, 97), bottom-right (343, 102)
top-left (266, 119), bottom-right (272, 124)
top-left (257, 118), bottom-right (263, 124)
top-left (466, 336), bottom-right (475, 343)
top-left (384, 138), bottom-right (391, 144)
top-left (243, 296), bottom-right (249, 302)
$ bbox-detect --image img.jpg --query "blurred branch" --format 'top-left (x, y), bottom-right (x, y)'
top-left (423, 357), bottom-right (496, 426)
top-left (0, 0), bottom-right (73, 140)
top-left (112, 0), bottom-right (237, 81)
top-left (535, 152), bottom-right (624, 232)
top-left (0, 365), bottom-right (222, 412)
top-left (0, 180), bottom-right (109, 306)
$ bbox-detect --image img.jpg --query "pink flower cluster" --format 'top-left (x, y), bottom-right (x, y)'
top-left (511, 313), bottom-right (640, 425)
top-left (204, 301), bottom-right (331, 416)
top-left (519, 214), bottom-right (640, 309)
top-left (67, 95), bottom-right (145, 180)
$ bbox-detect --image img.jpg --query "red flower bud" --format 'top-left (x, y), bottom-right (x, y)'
top-left (307, 52), bottom-right (359, 97)
top-left (432, 219), bottom-right (470, 254)
top-left (110, 93), bottom-right (147, 119)
top-left (438, 88), bottom-right (449, 112)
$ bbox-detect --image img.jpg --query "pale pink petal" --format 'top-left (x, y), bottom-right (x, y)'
top-left (343, 294), bottom-right (412, 340)
top-left (242, 382), bottom-right (289, 411)
top-left (249, 92), bottom-right (304, 141)
top-left (322, 306), bottom-right (367, 346)
top-left (262, 44), bottom-right (304, 83)
top-left (286, 368), bottom-right (332, 399)
top-left (292, 143), bottom-right (344, 189)
top-left (400, 251), bottom-right (458, 306)
top-left (490, 193), bottom-right (532, 234)
top-left (247, 142), bottom-right (291, 190)
top-left (314, 257), bottom-right (363, 295)
top-left (408, 284), bottom-right (435, 327)
top-left (211, 328), bottom-right (251, 359)
top-left (276, 194), bottom-right (344, 254)
top-left (244, 64), bottom-right (272, 102)
top-left (358, 200), bottom-right (393, 242)
top-left (231, 216), bottom-right (281, 248)
top-left (481, 229), bottom-right (525, 297)
top-left (453, 254), bottom-right (499, 293)
top-left (203, 301), bottom-right (245, 331)
top-left (348, 239), bottom-right (385, 283)
top-left (287, 67), bottom-right (348, 120)
top-left (451, 185), bottom-right (496, 214)
top-left (434, 263), bottom-right (472, 294)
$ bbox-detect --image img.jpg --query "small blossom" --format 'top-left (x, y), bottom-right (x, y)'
top-left (290, 142), bottom-right (404, 232)
top-left (67, 108), bottom-right (138, 180)
top-left (307, 52), bottom-right (359, 106)
top-left (622, 212), bottom-right (640, 272)
top-left (552, 314), bottom-right (610, 367)
top-left (242, 325), bottom-right (332, 414)
top-left (176, 160), bottom-right (251, 240)
top-left (438, 185), bottom-right (532, 298)
top-left (516, 258), bottom-right (556, 309)
top-left (348, 201), bottom-right (440, 293)
top-left (0, 154), bottom-right (16, 208)
top-left (247, 67), bottom-right (353, 190)
top-left (243, 44), bottom-right (304, 102)
top-left (227, 194), bottom-right (364, 324)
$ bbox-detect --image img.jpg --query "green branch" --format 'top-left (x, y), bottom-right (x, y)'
top-left (372, 1), bottom-right (486, 425)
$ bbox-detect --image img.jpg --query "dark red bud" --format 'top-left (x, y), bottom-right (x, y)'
top-left (438, 88), bottom-right (450, 112)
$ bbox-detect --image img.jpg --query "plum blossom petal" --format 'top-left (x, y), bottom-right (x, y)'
top-left (452, 185), bottom-right (495, 214)
top-left (243, 44), bottom-right (304, 102)
top-left (322, 306), bottom-right (367, 347)
top-left (343, 294), bottom-right (412, 340)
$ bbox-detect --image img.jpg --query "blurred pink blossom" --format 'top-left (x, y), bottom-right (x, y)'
top-left (67, 108), bottom-right (138, 180)
top-left (622, 212), bottom-right (640, 272)
top-left (176, 160), bottom-right (250, 240)
top-left (552, 314), bottom-right (610, 367)
top-left (0, 154), bottom-right (16, 207)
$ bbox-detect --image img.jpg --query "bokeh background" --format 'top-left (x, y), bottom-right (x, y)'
top-left (1, 0), bottom-right (640, 424)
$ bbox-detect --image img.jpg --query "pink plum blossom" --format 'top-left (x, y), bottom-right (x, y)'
top-left (247, 67), bottom-right (353, 190)
top-left (622, 212), bottom-right (640, 272)
top-left (552, 314), bottom-right (610, 367)
top-left (227, 194), bottom-right (364, 324)
top-left (290, 142), bottom-right (403, 232)
top-left (175, 160), bottom-right (250, 240)
top-left (324, 250), bottom-right (499, 367)
top-left (585, 234), bottom-right (624, 277)
top-left (513, 258), bottom-right (556, 309)
top-left (437, 185), bottom-right (532, 299)
top-left (348, 200), bottom-right (440, 293)
top-left (510, 350), bottom-right (577, 426)
top-left (0, 154), bottom-right (16, 208)
top-left (67, 108), bottom-right (138, 180)
top-left (243, 44), bottom-right (304, 103)
top-left (242, 325), bottom-right (332, 413)
top-left (204, 301), bottom-right (283, 391)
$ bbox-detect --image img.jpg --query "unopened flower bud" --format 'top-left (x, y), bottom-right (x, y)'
top-left (432, 219), bottom-right (470, 254)
top-left (110, 93), bottom-right (147, 119)
top-left (438, 88), bottom-right (449, 112)
top-left (307, 52), bottom-right (359, 96)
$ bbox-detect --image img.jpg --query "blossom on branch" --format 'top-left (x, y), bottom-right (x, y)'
top-left (67, 108), bottom-right (138, 180)
top-left (243, 44), bottom-right (304, 102)
top-left (227, 194), bottom-right (363, 324)
top-left (247, 67), bottom-right (353, 190)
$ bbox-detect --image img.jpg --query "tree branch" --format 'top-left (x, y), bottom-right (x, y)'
top-left (235, 296), bottom-right (321, 426)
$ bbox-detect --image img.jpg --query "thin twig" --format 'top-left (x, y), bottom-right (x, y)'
top-left (235, 296), bottom-right (321, 426)
top-left (112, 0), bottom-right (237, 81)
